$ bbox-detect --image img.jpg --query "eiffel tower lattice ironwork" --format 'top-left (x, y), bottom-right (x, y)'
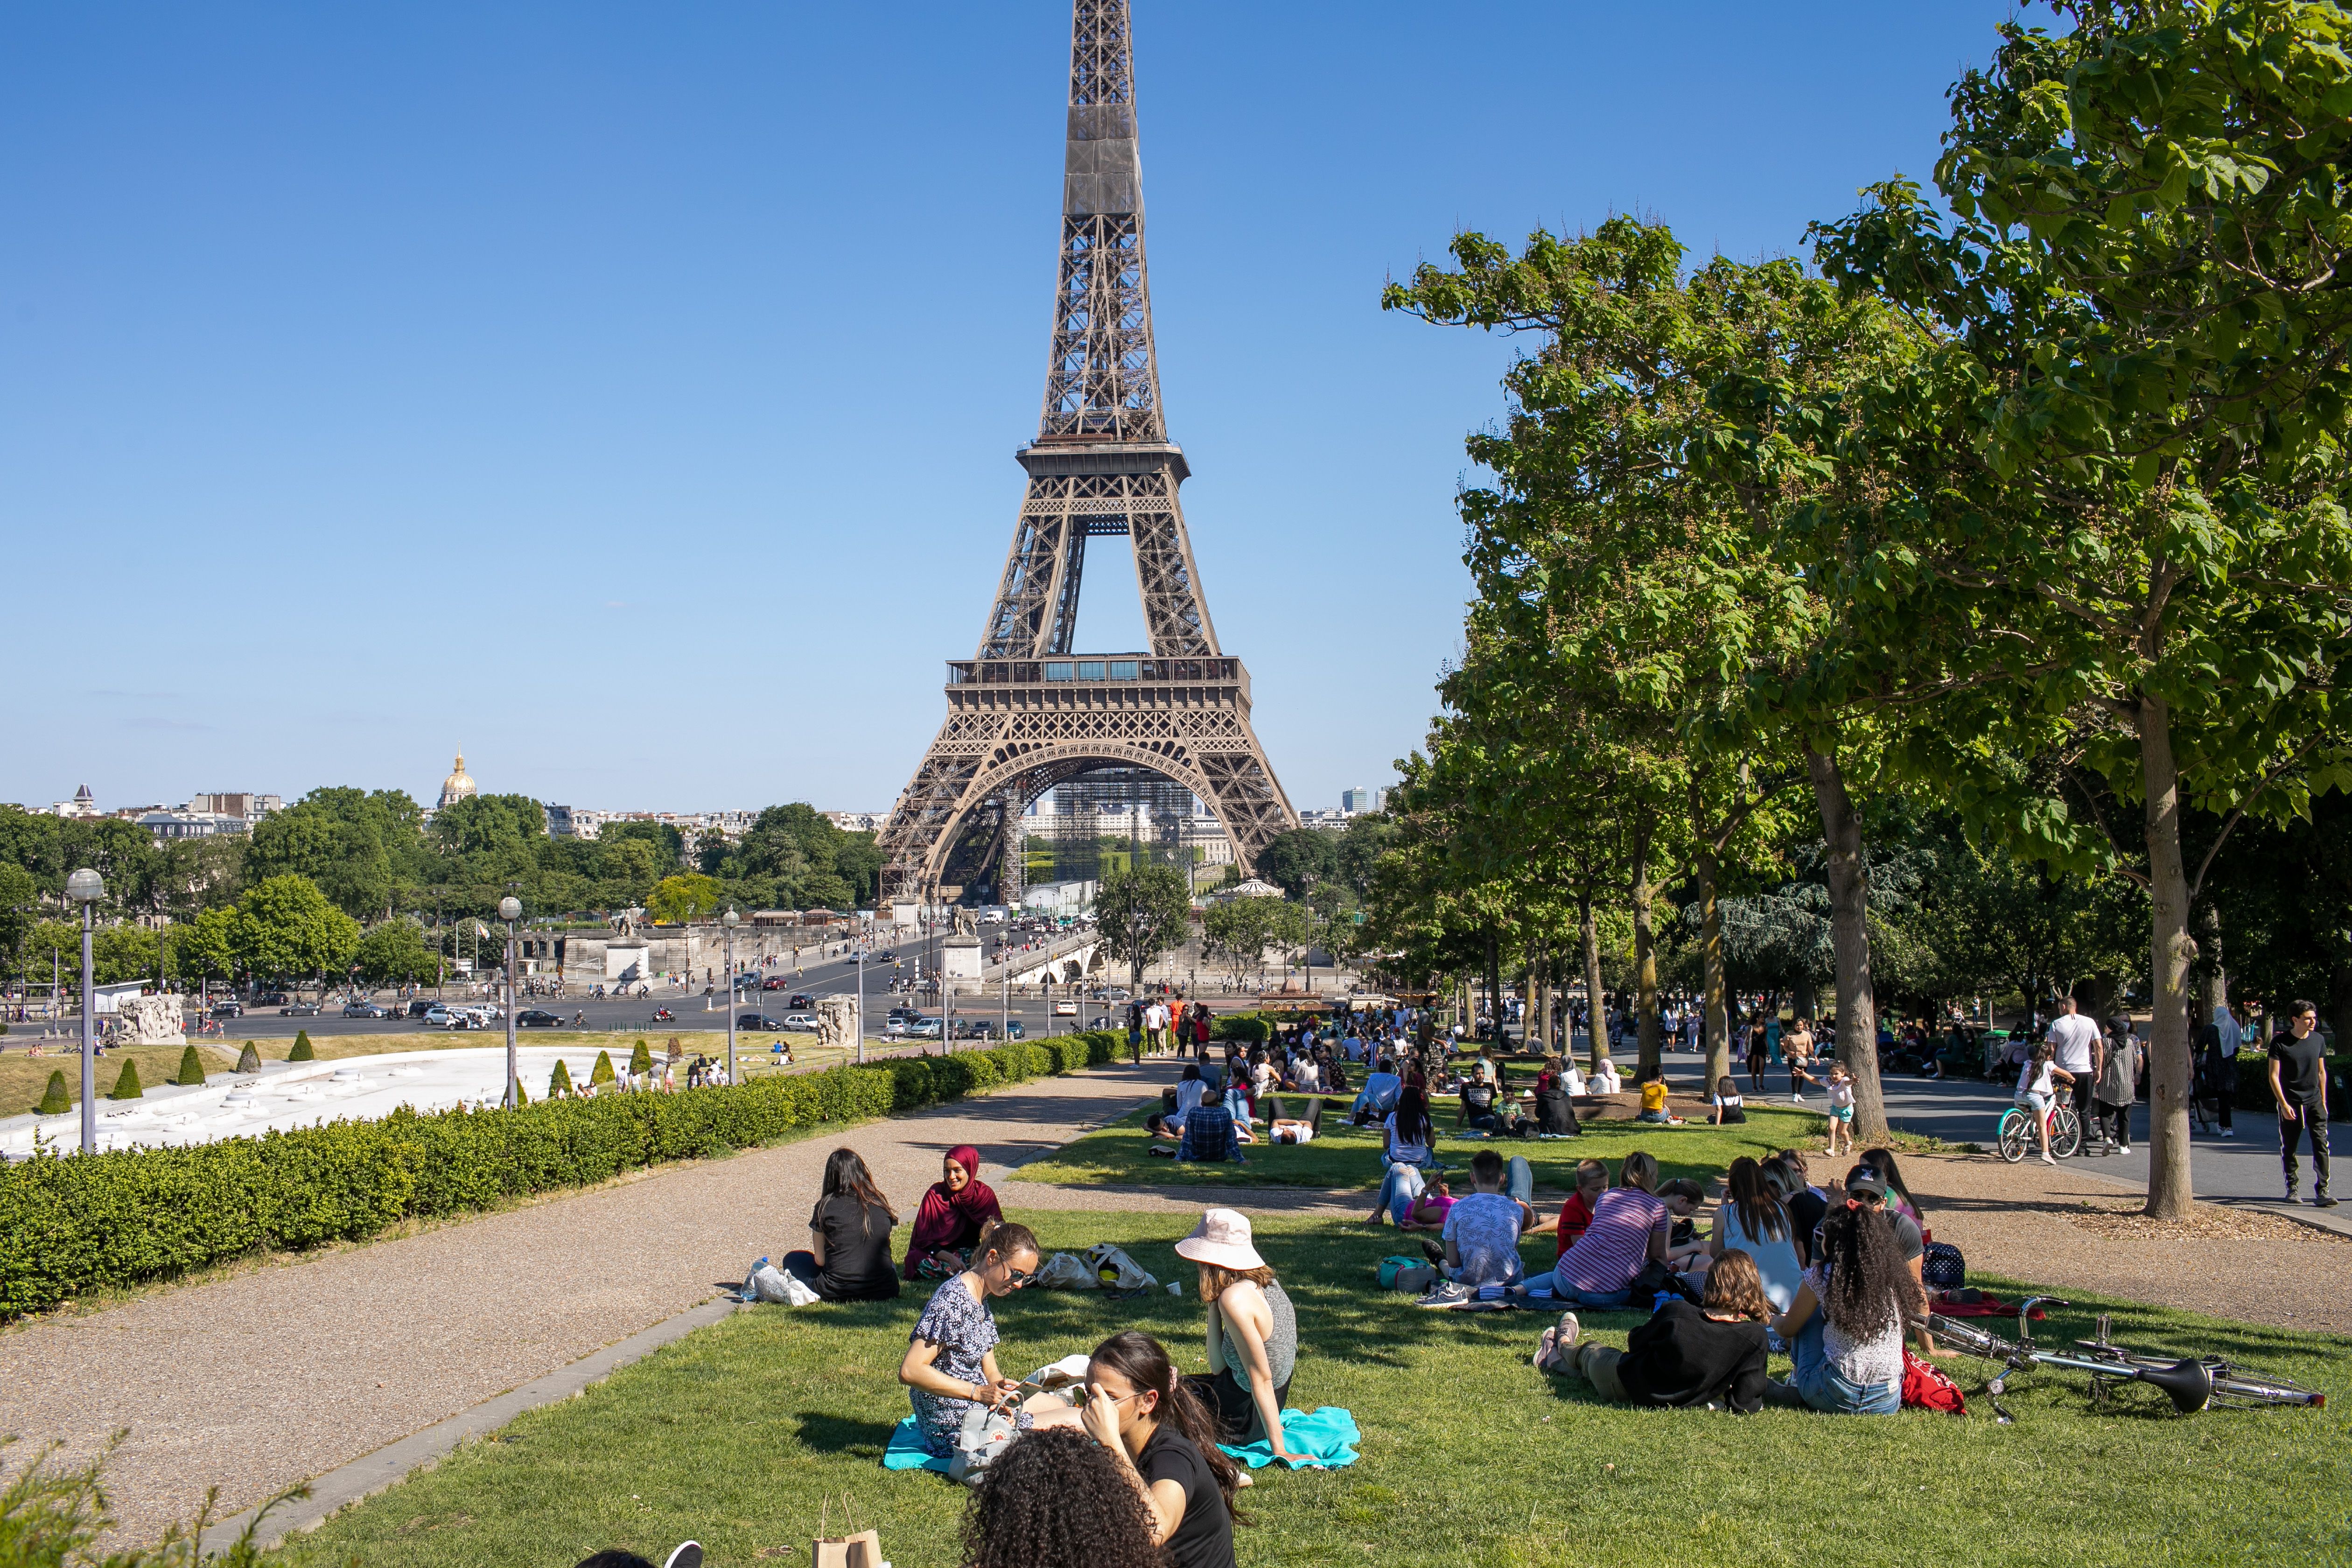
top-left (877, 0), bottom-right (1297, 906)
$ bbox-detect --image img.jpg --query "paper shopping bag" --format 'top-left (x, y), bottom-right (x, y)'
top-left (809, 1527), bottom-right (882, 1568)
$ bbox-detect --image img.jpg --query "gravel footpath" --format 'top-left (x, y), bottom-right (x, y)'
top-left (0, 1061), bottom-right (1180, 1545)
top-left (1888, 1150), bottom-right (2352, 1334)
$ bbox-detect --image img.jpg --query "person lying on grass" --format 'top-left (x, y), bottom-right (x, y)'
top-left (1147, 1106), bottom-right (1258, 1153)
top-left (1511, 1151), bottom-right (1669, 1309)
top-left (899, 1222), bottom-right (1077, 1458)
top-left (1533, 1248), bottom-right (1774, 1413)
top-left (1176, 1209), bottom-right (1303, 1463)
top-left (1078, 1330), bottom-right (1246, 1568)
top-left (959, 1427), bottom-right (1159, 1568)
top-left (1395, 1177), bottom-right (1454, 1232)
top-left (1760, 1188), bottom-right (1925, 1415)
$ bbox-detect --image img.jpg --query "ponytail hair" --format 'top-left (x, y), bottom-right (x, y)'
top-left (1088, 1330), bottom-right (1249, 1525)
top-left (977, 1220), bottom-right (1037, 1267)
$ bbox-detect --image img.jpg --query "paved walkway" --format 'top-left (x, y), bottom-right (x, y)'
top-left (0, 1061), bottom-right (1183, 1546)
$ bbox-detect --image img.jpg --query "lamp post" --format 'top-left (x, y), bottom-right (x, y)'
top-left (722, 908), bottom-right (740, 1084)
top-left (65, 868), bottom-right (103, 1154)
top-left (498, 895), bottom-right (521, 1107)
top-left (854, 941), bottom-right (868, 1065)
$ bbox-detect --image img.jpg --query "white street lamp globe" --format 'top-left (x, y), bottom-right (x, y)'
top-left (722, 908), bottom-right (740, 928)
top-left (65, 868), bottom-right (104, 904)
top-left (497, 896), bottom-right (522, 922)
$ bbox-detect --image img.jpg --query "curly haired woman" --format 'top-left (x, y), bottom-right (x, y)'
top-left (958, 1427), bottom-right (1159, 1568)
top-left (1763, 1192), bottom-right (1925, 1414)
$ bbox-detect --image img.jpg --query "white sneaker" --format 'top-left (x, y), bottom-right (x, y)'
top-left (2223, 1129), bottom-right (2237, 1139)
top-left (2116, 1143), bottom-right (2131, 1154)
top-left (2040, 1152), bottom-right (2057, 1166)
top-left (1791, 1093), bottom-right (1805, 1104)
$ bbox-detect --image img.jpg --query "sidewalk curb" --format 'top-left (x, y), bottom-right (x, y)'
top-left (197, 1295), bottom-right (749, 1554)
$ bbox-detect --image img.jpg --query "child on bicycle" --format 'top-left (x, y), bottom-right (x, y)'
top-left (1821, 1063), bottom-right (1857, 1155)
top-left (2015, 1041), bottom-right (2074, 1167)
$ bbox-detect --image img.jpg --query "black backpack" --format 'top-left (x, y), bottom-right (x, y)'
top-left (1922, 1241), bottom-right (1966, 1292)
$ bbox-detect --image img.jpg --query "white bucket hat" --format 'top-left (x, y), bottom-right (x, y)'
top-left (1174, 1208), bottom-right (1265, 1271)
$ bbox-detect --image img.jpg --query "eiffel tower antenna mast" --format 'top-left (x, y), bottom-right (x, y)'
top-left (877, 0), bottom-right (1297, 912)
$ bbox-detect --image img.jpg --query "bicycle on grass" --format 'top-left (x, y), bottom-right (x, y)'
top-left (1927, 1296), bottom-right (2324, 1421)
top-left (1996, 1098), bottom-right (2081, 1162)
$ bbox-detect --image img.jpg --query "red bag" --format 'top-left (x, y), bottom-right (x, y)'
top-left (1901, 1349), bottom-right (1966, 1414)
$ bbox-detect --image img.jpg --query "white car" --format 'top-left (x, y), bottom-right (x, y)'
top-left (779, 1012), bottom-right (820, 1033)
top-left (1051, 999), bottom-right (1078, 1017)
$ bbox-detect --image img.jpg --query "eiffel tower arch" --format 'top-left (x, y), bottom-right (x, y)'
top-left (879, 0), bottom-right (1296, 905)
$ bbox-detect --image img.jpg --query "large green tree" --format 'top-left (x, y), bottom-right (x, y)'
top-left (235, 875), bottom-right (363, 982)
top-left (1094, 865), bottom-right (1193, 989)
top-left (1804, 0), bottom-right (2352, 1213)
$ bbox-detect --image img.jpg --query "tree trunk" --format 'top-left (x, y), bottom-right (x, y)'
top-left (2192, 900), bottom-right (2227, 1027)
top-left (2140, 696), bottom-right (2197, 1220)
top-left (1580, 892), bottom-right (1609, 1075)
top-left (1535, 943), bottom-right (1554, 1054)
top-left (1697, 844), bottom-right (1730, 1096)
top-left (1631, 819), bottom-right (1660, 1080)
top-left (1484, 927), bottom-right (1503, 1050)
top-left (1806, 744), bottom-right (1885, 1139)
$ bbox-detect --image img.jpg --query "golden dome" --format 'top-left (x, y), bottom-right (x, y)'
top-left (439, 751), bottom-right (477, 809)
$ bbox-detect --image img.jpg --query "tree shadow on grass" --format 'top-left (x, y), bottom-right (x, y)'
top-left (793, 1410), bottom-right (900, 1458)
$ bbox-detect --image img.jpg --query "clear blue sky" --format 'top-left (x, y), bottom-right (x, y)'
top-left (0, 1), bottom-right (2017, 818)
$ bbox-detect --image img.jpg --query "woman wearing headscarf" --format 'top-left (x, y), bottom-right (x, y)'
top-left (903, 1145), bottom-right (1004, 1281)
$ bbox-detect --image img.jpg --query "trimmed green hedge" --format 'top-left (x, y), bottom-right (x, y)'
top-left (0, 1032), bottom-right (1120, 1319)
top-left (1211, 1013), bottom-right (1270, 1044)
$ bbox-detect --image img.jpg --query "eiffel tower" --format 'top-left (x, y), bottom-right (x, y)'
top-left (877, 0), bottom-right (1297, 906)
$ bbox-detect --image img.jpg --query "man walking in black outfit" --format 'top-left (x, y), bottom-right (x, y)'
top-left (2268, 1000), bottom-right (2335, 1208)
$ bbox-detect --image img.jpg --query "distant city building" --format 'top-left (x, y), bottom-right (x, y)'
top-left (1341, 786), bottom-right (1372, 813)
top-left (825, 811), bottom-right (885, 833)
top-left (53, 784), bottom-right (100, 819)
top-left (438, 752), bottom-right (478, 810)
top-left (544, 804), bottom-right (576, 838)
top-left (1299, 808), bottom-right (1351, 830)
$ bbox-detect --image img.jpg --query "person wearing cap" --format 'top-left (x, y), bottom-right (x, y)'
top-left (1174, 1209), bottom-right (1301, 1463)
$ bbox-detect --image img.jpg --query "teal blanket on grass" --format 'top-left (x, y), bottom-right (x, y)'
top-left (881, 1415), bottom-right (952, 1473)
top-left (883, 1406), bottom-right (1362, 1473)
top-left (1220, 1407), bottom-right (1361, 1470)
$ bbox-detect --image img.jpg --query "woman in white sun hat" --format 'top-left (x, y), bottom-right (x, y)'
top-left (1173, 1209), bottom-right (1301, 1463)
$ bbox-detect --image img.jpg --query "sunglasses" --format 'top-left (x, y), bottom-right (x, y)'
top-left (1004, 1267), bottom-right (1036, 1288)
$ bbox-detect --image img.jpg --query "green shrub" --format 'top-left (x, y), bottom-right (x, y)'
top-left (514, 1077), bottom-right (529, 1106)
top-left (630, 1039), bottom-right (652, 1076)
top-left (591, 1050), bottom-right (616, 1086)
top-left (108, 1060), bottom-right (143, 1100)
top-left (38, 1071), bottom-right (70, 1116)
top-left (236, 1042), bottom-right (262, 1073)
top-left (1211, 1013), bottom-right (1269, 1044)
top-left (288, 1031), bottom-right (315, 1062)
top-left (175, 1045), bottom-right (206, 1087)
top-left (2232, 1050), bottom-right (2352, 1119)
top-left (549, 1059), bottom-right (573, 1098)
top-left (0, 1032), bottom-right (1116, 1319)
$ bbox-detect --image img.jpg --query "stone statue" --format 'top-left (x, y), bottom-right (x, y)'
top-left (116, 995), bottom-right (185, 1047)
top-left (815, 997), bottom-right (859, 1054)
top-left (955, 907), bottom-right (978, 937)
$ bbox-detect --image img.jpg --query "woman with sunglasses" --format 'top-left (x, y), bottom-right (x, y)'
top-left (1079, 1330), bottom-right (1245, 1568)
top-left (898, 1221), bottom-right (1071, 1459)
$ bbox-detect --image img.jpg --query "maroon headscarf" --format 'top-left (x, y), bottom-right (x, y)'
top-left (903, 1144), bottom-right (1003, 1279)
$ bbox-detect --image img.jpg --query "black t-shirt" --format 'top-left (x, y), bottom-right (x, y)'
top-left (2270, 1032), bottom-right (2329, 1106)
top-left (1785, 1190), bottom-right (1828, 1267)
top-left (1616, 1300), bottom-right (1771, 1412)
top-left (1139, 1425), bottom-right (1235, 1568)
top-left (809, 1194), bottom-right (900, 1302)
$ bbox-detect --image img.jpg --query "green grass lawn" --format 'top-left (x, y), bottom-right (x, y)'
top-left (1010, 1099), bottom-right (1835, 1194)
top-left (273, 1211), bottom-right (2351, 1568)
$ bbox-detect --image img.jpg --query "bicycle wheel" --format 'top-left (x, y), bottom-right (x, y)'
top-left (1996, 1109), bottom-right (2031, 1163)
top-left (2051, 1106), bottom-right (2084, 1159)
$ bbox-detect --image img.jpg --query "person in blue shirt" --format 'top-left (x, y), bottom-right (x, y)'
top-left (1349, 1057), bottom-right (1403, 1126)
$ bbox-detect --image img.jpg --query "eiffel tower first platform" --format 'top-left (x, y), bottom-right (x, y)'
top-left (877, 0), bottom-right (1297, 906)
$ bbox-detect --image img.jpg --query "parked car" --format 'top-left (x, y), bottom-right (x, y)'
top-left (1003, 1020), bottom-right (1026, 1039)
top-left (779, 1012), bottom-right (819, 1033)
top-left (406, 999), bottom-right (436, 1018)
top-left (950, 1020), bottom-right (993, 1040)
top-left (516, 1009), bottom-right (563, 1028)
top-left (209, 1000), bottom-right (244, 1020)
top-left (788, 993), bottom-right (817, 1010)
top-left (910, 1016), bottom-right (944, 1039)
top-left (887, 1006), bottom-right (922, 1025)
top-left (735, 1011), bottom-right (785, 1031)
top-left (281, 1000), bottom-right (323, 1016)
top-left (342, 1001), bottom-right (391, 1019)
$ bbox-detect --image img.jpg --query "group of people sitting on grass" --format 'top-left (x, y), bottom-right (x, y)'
top-left (896, 1208), bottom-right (1296, 1568)
top-left (764, 1143), bottom-right (1009, 1303)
